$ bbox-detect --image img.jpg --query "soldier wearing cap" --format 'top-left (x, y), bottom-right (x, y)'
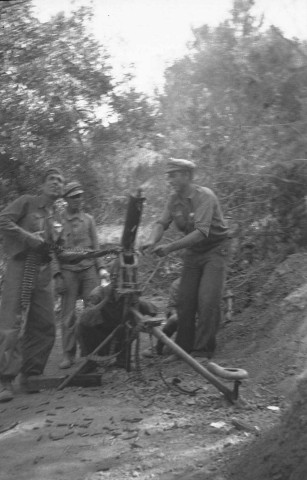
top-left (56, 181), bottom-right (106, 369)
top-left (0, 167), bottom-right (65, 402)
top-left (141, 158), bottom-right (230, 361)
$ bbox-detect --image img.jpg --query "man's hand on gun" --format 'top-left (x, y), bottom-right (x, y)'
top-left (140, 241), bottom-right (171, 257)
top-left (152, 244), bottom-right (171, 257)
top-left (139, 240), bottom-right (156, 255)
top-left (27, 231), bottom-right (46, 251)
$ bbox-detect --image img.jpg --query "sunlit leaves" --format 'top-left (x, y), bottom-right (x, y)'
top-left (157, 0), bottom-right (307, 260)
top-left (0, 1), bottom-right (114, 195)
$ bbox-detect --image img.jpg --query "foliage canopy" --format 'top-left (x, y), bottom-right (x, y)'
top-left (1, 0), bottom-right (307, 305)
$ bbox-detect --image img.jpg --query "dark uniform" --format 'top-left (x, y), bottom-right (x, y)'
top-left (0, 168), bottom-right (64, 402)
top-left (156, 160), bottom-right (230, 356)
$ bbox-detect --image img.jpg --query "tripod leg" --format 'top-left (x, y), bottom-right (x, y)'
top-left (57, 324), bottom-right (122, 390)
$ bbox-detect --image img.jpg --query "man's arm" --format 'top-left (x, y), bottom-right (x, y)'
top-left (153, 188), bottom-right (217, 257)
top-left (140, 198), bottom-right (174, 255)
top-left (140, 223), bottom-right (165, 253)
top-left (0, 195), bottom-right (45, 251)
top-left (153, 229), bottom-right (205, 257)
top-left (151, 223), bottom-right (165, 242)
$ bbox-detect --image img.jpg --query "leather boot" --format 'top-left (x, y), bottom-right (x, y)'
top-left (59, 354), bottom-right (74, 369)
top-left (18, 373), bottom-right (41, 394)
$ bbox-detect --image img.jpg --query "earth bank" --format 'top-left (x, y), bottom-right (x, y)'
top-left (0, 252), bottom-right (307, 479)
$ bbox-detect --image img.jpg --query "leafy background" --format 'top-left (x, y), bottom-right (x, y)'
top-left (1, 0), bottom-right (307, 311)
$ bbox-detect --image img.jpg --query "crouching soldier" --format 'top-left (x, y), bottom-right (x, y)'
top-left (77, 259), bottom-right (158, 369)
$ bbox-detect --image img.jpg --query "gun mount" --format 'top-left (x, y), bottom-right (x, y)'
top-left (57, 188), bottom-right (146, 389)
top-left (117, 251), bottom-right (141, 295)
top-left (57, 188), bottom-right (248, 403)
top-left (116, 188), bottom-right (144, 296)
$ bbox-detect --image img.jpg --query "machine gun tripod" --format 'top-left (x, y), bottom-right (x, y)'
top-left (57, 189), bottom-right (146, 389)
top-left (57, 189), bottom-right (248, 404)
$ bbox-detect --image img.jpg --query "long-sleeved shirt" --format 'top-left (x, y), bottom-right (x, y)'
top-left (59, 210), bottom-right (104, 272)
top-left (156, 184), bottom-right (229, 253)
top-left (0, 194), bottom-right (58, 260)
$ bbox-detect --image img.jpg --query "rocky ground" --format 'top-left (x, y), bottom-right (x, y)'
top-left (1, 252), bottom-right (307, 480)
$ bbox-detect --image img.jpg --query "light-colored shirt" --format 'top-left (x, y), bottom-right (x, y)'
top-left (156, 184), bottom-right (228, 253)
top-left (0, 194), bottom-right (58, 258)
top-left (60, 210), bottom-right (104, 271)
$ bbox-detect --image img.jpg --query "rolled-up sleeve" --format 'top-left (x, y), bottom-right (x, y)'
top-left (193, 190), bottom-right (215, 237)
top-left (0, 195), bottom-right (33, 251)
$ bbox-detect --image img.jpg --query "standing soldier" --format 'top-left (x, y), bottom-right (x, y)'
top-left (0, 167), bottom-right (65, 402)
top-left (141, 158), bottom-right (230, 360)
top-left (56, 181), bottom-right (106, 369)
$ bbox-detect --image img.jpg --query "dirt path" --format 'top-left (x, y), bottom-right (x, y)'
top-left (1, 252), bottom-right (307, 480)
top-left (0, 327), bottom-right (281, 480)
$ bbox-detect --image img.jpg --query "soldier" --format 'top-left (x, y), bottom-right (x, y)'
top-left (0, 167), bottom-right (65, 402)
top-left (56, 181), bottom-right (106, 369)
top-left (141, 158), bottom-right (230, 361)
top-left (77, 258), bottom-right (158, 369)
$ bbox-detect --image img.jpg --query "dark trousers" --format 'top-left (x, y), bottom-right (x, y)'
top-left (60, 266), bottom-right (99, 356)
top-left (175, 241), bottom-right (229, 355)
top-left (0, 259), bottom-right (55, 380)
top-left (78, 298), bottom-right (157, 358)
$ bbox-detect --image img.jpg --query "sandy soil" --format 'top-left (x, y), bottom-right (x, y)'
top-left (1, 252), bottom-right (307, 480)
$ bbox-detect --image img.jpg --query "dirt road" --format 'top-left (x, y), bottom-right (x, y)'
top-left (0, 329), bottom-right (281, 480)
top-left (1, 252), bottom-right (307, 480)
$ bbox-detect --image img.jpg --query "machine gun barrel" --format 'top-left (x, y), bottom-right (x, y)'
top-left (56, 188), bottom-right (147, 385)
top-left (116, 188), bottom-right (146, 296)
top-left (121, 188), bottom-right (145, 252)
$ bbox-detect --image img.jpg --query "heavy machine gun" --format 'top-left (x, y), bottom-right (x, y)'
top-left (20, 240), bottom-right (121, 338)
top-left (57, 189), bottom-right (248, 404)
top-left (57, 188), bottom-right (146, 389)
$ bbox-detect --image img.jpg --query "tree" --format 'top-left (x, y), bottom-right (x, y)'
top-left (0, 0), bottom-right (112, 198)
top-left (0, 1), bottom-right (159, 216)
top-left (155, 0), bottom-right (307, 260)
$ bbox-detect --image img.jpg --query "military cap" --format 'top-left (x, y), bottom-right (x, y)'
top-left (166, 158), bottom-right (196, 173)
top-left (43, 167), bottom-right (64, 182)
top-left (64, 181), bottom-right (84, 198)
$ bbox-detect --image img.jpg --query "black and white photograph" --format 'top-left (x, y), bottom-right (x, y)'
top-left (0, 1), bottom-right (307, 479)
